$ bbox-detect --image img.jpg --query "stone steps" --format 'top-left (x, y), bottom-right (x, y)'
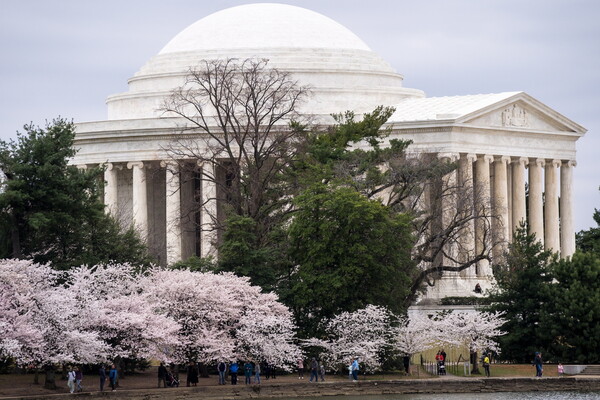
top-left (580, 365), bottom-right (600, 375)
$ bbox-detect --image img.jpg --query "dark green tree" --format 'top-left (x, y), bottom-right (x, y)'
top-left (217, 214), bottom-right (291, 292)
top-left (487, 225), bottom-right (555, 362)
top-left (576, 188), bottom-right (600, 254)
top-left (0, 119), bottom-right (152, 269)
top-left (285, 185), bottom-right (414, 336)
top-left (544, 252), bottom-right (600, 363)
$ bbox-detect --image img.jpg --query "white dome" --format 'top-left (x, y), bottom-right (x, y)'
top-left (107, 3), bottom-right (424, 120)
top-left (159, 3), bottom-right (371, 54)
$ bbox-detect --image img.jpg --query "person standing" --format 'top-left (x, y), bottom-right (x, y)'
top-left (229, 362), bottom-right (239, 385)
top-left (74, 366), bottom-right (83, 392)
top-left (351, 357), bottom-right (359, 381)
top-left (254, 361), bottom-right (261, 384)
top-left (482, 354), bottom-right (491, 377)
top-left (319, 363), bottom-right (325, 382)
top-left (558, 363), bottom-right (564, 377)
top-left (108, 364), bottom-right (118, 391)
top-left (244, 361), bottom-right (253, 385)
top-left (158, 362), bottom-right (167, 388)
top-left (297, 358), bottom-right (304, 379)
top-left (186, 361), bottom-right (198, 386)
top-left (99, 365), bottom-right (106, 392)
top-left (309, 357), bottom-right (318, 382)
top-left (217, 361), bottom-right (227, 385)
top-left (533, 352), bottom-right (543, 377)
top-left (67, 367), bottom-right (76, 394)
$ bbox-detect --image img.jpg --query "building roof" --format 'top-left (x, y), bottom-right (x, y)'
top-left (159, 3), bottom-right (371, 55)
top-left (389, 92), bottom-right (522, 122)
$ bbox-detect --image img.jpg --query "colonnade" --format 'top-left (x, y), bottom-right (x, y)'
top-left (101, 161), bottom-right (218, 265)
top-left (96, 153), bottom-right (575, 268)
top-left (441, 153), bottom-right (575, 274)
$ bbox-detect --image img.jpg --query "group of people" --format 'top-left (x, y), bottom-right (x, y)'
top-left (296, 357), bottom-right (330, 382)
top-left (66, 364), bottom-right (118, 393)
top-left (435, 349), bottom-right (447, 375)
top-left (156, 360), bottom-right (277, 388)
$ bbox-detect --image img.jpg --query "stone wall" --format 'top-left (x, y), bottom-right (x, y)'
top-left (7, 377), bottom-right (600, 400)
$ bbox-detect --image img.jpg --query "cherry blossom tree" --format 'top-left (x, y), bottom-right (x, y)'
top-left (305, 305), bottom-right (393, 372)
top-left (394, 313), bottom-right (438, 358)
top-left (0, 259), bottom-right (106, 388)
top-left (434, 310), bottom-right (506, 373)
top-left (142, 269), bottom-right (301, 368)
top-left (63, 264), bottom-right (180, 363)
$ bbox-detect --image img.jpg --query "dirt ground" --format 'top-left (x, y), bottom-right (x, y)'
top-left (0, 364), bottom-right (556, 398)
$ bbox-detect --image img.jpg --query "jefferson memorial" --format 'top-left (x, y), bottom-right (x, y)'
top-left (72, 4), bottom-right (586, 301)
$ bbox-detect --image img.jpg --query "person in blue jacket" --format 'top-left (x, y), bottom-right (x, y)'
top-left (108, 364), bottom-right (118, 391)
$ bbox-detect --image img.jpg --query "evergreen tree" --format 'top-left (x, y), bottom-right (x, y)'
top-left (544, 252), bottom-right (600, 363)
top-left (0, 119), bottom-right (152, 269)
top-left (285, 185), bottom-right (415, 336)
top-left (576, 188), bottom-right (600, 254)
top-left (487, 225), bottom-right (556, 362)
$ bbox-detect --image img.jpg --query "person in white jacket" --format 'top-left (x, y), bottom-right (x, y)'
top-left (67, 367), bottom-right (76, 393)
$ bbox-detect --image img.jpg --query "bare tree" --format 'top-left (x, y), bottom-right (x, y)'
top-left (162, 58), bottom-right (310, 248)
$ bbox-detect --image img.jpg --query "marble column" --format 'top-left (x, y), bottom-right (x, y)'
top-left (161, 161), bottom-right (182, 265)
top-left (458, 153), bottom-right (477, 277)
top-left (492, 156), bottom-right (510, 262)
top-left (511, 157), bottom-right (528, 232)
top-left (127, 162), bottom-right (148, 242)
top-left (104, 163), bottom-right (119, 216)
top-left (528, 158), bottom-right (545, 246)
top-left (474, 154), bottom-right (493, 277)
top-left (438, 153), bottom-right (460, 269)
top-left (200, 162), bottom-right (218, 258)
top-left (560, 160), bottom-right (576, 258)
top-left (544, 159), bottom-right (561, 253)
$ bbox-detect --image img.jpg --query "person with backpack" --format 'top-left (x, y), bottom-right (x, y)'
top-left (482, 353), bottom-right (491, 377)
top-left (67, 367), bottom-right (76, 393)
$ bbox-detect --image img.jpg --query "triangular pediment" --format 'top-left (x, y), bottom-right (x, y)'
top-left (457, 93), bottom-right (585, 134)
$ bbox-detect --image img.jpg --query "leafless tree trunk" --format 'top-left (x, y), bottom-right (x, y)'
top-left (161, 58), bottom-right (310, 247)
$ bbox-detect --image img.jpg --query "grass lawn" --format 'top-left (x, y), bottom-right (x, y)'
top-left (448, 363), bottom-right (559, 378)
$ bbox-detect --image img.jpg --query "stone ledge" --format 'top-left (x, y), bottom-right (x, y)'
top-left (2, 377), bottom-right (599, 400)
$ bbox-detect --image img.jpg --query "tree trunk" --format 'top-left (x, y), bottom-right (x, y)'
top-left (33, 368), bottom-right (39, 385)
top-left (470, 351), bottom-right (480, 374)
top-left (44, 365), bottom-right (57, 390)
top-left (10, 211), bottom-right (21, 258)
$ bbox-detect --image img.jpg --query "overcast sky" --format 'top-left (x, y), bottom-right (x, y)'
top-left (1, 0), bottom-right (598, 231)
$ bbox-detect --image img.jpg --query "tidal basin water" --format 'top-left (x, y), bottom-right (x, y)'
top-left (278, 393), bottom-right (600, 400)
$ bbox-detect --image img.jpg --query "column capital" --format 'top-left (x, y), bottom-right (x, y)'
top-left (529, 158), bottom-right (545, 168)
top-left (512, 156), bottom-right (528, 167)
top-left (466, 153), bottom-right (478, 163)
top-left (481, 154), bottom-right (494, 164)
top-left (563, 160), bottom-right (577, 168)
top-left (438, 152), bottom-right (460, 162)
top-left (547, 159), bottom-right (561, 169)
top-left (104, 162), bottom-right (123, 171)
top-left (495, 155), bottom-right (511, 164)
top-left (76, 164), bottom-right (88, 170)
top-left (127, 161), bottom-right (145, 170)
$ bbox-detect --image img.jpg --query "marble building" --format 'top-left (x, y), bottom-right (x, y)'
top-left (71, 4), bottom-right (586, 301)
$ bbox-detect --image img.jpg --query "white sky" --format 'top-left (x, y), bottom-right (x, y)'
top-left (1, 0), bottom-right (598, 231)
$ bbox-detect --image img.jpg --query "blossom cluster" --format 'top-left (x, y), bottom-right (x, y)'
top-left (0, 260), bottom-right (300, 369)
